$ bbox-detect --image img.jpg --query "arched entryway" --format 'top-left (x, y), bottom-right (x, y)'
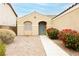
top-left (39, 21), bottom-right (47, 35)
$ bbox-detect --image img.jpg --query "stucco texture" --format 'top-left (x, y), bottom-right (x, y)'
top-left (51, 6), bottom-right (79, 31)
top-left (17, 12), bottom-right (52, 35)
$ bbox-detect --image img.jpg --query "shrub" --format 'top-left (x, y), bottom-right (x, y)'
top-left (58, 29), bottom-right (77, 42)
top-left (0, 29), bottom-right (16, 44)
top-left (58, 29), bottom-right (79, 51)
top-left (0, 42), bottom-right (6, 56)
top-left (47, 28), bottom-right (59, 39)
top-left (65, 34), bottom-right (79, 51)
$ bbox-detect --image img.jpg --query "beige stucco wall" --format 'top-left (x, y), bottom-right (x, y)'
top-left (0, 4), bottom-right (16, 26)
top-left (51, 5), bottom-right (79, 31)
top-left (17, 12), bottom-right (52, 35)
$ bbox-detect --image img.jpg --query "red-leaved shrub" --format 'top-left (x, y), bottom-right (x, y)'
top-left (58, 29), bottom-right (77, 42)
top-left (58, 29), bottom-right (79, 51)
top-left (58, 29), bottom-right (78, 41)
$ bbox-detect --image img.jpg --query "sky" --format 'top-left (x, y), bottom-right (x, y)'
top-left (11, 3), bottom-right (73, 17)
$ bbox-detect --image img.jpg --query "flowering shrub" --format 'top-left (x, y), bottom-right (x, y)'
top-left (58, 29), bottom-right (79, 51)
top-left (47, 28), bottom-right (59, 39)
top-left (58, 29), bottom-right (77, 42)
top-left (0, 29), bottom-right (16, 44)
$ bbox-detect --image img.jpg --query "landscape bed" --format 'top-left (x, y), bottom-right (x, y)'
top-left (53, 40), bottom-right (79, 56)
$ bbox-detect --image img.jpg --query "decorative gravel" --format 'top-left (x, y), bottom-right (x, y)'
top-left (53, 40), bottom-right (79, 56)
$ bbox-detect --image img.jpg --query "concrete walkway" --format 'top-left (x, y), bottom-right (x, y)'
top-left (6, 36), bottom-right (46, 56)
top-left (40, 35), bottom-right (69, 56)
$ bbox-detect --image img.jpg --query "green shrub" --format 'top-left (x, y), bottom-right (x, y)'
top-left (0, 42), bottom-right (5, 56)
top-left (58, 29), bottom-right (79, 51)
top-left (0, 29), bottom-right (16, 44)
top-left (47, 28), bottom-right (59, 39)
top-left (65, 34), bottom-right (79, 51)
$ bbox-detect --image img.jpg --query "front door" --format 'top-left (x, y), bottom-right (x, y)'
top-left (39, 21), bottom-right (46, 35)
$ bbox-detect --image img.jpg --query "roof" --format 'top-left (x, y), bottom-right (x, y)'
top-left (52, 3), bottom-right (79, 20)
top-left (46, 15), bottom-right (56, 18)
top-left (5, 3), bottom-right (18, 17)
top-left (32, 11), bottom-right (55, 18)
top-left (18, 11), bottom-right (55, 19)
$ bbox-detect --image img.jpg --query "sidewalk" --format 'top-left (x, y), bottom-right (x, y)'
top-left (40, 35), bottom-right (69, 56)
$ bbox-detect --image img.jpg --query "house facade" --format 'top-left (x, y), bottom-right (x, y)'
top-left (0, 3), bottom-right (79, 36)
top-left (17, 12), bottom-right (54, 35)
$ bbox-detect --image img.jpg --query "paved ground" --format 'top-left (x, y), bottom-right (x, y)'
top-left (6, 35), bottom-right (69, 56)
top-left (6, 36), bottom-right (46, 56)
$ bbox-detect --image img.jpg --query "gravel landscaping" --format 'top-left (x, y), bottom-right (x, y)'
top-left (53, 40), bottom-right (79, 56)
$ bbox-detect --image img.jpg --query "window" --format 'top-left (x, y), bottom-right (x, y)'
top-left (24, 21), bottom-right (32, 31)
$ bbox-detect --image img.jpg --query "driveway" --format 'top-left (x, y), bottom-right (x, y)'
top-left (6, 36), bottom-right (46, 56)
